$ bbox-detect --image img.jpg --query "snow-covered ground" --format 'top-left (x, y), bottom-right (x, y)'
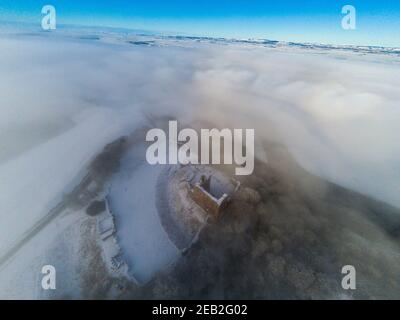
top-left (0, 109), bottom-right (138, 257)
top-left (108, 145), bottom-right (180, 284)
top-left (0, 207), bottom-right (86, 299)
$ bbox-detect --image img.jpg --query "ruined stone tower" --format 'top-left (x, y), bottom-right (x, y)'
top-left (190, 175), bottom-right (230, 218)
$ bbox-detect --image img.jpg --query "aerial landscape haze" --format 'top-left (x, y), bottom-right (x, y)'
top-left (0, 0), bottom-right (399, 302)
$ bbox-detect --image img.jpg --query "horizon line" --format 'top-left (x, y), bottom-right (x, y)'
top-left (1, 19), bottom-right (400, 50)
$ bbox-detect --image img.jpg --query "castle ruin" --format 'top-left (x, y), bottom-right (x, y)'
top-left (190, 175), bottom-right (230, 218)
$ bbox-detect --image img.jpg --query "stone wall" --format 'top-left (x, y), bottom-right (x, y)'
top-left (190, 184), bottom-right (229, 217)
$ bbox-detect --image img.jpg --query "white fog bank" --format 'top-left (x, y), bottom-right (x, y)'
top-left (0, 32), bottom-right (399, 260)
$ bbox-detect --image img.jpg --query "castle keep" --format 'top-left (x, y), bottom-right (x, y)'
top-left (190, 175), bottom-right (230, 218)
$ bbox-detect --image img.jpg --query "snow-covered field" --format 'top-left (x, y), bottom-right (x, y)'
top-left (108, 145), bottom-right (180, 284)
top-left (0, 25), bottom-right (399, 298)
top-left (0, 110), bottom-right (136, 255)
top-left (0, 206), bottom-right (87, 299)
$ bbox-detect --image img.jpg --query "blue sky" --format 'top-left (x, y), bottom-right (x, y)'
top-left (1, 0), bottom-right (400, 46)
